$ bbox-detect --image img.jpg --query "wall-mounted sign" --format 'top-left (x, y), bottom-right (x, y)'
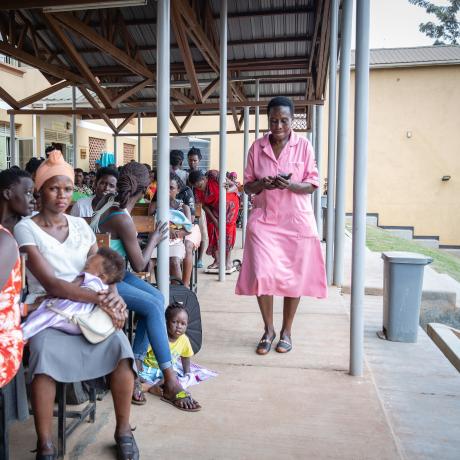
top-left (80, 148), bottom-right (87, 159)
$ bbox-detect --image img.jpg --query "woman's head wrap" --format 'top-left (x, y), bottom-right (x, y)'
top-left (34, 151), bottom-right (74, 191)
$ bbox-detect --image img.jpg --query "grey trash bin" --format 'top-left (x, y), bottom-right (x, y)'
top-left (381, 251), bottom-right (432, 343)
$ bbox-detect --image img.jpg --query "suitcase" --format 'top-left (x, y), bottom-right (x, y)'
top-left (169, 279), bottom-right (202, 354)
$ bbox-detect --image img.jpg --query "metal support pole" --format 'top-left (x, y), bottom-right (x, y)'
top-left (9, 113), bottom-right (15, 166)
top-left (311, 106), bottom-right (316, 151)
top-left (137, 113), bottom-right (141, 162)
top-left (242, 106), bottom-right (250, 247)
top-left (314, 105), bottom-right (324, 237)
top-left (113, 134), bottom-right (117, 165)
top-left (72, 86), bottom-right (77, 166)
top-left (326, 0), bottom-right (339, 285)
top-left (32, 114), bottom-right (37, 157)
top-left (218, 0), bottom-right (228, 281)
top-left (350, 0), bottom-right (370, 377)
top-left (157, 0), bottom-right (170, 302)
top-left (254, 80), bottom-right (260, 140)
top-left (333, 0), bottom-right (354, 287)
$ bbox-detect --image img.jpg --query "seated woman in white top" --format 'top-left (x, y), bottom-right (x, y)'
top-left (70, 167), bottom-right (118, 218)
top-left (14, 152), bottom-right (138, 460)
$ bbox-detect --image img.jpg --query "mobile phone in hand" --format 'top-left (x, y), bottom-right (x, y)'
top-left (278, 173), bottom-right (292, 180)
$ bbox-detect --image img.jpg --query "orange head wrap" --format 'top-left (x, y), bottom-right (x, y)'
top-left (34, 151), bottom-right (75, 191)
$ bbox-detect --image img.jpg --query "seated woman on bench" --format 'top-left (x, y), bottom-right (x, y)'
top-left (90, 162), bottom-right (201, 410)
top-left (13, 152), bottom-right (139, 460)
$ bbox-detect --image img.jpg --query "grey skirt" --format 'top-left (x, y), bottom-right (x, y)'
top-left (28, 329), bottom-right (136, 383)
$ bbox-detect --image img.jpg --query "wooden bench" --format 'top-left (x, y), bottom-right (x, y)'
top-left (131, 202), bottom-right (150, 216)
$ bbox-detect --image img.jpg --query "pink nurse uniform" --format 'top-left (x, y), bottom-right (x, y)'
top-left (235, 131), bottom-right (327, 299)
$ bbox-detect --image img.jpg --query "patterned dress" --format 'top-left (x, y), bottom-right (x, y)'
top-left (194, 170), bottom-right (240, 258)
top-left (0, 225), bottom-right (24, 388)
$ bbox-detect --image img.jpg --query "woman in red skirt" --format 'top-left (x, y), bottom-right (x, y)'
top-left (189, 170), bottom-right (239, 272)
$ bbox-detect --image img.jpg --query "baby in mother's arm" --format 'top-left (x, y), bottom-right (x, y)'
top-left (22, 247), bottom-right (125, 340)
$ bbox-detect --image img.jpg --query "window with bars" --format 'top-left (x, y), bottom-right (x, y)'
top-left (44, 129), bottom-right (74, 165)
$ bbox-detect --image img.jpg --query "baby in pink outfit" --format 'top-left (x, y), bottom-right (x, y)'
top-left (22, 247), bottom-right (125, 340)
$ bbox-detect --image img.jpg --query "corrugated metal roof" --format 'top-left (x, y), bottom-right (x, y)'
top-left (351, 45), bottom-right (460, 68)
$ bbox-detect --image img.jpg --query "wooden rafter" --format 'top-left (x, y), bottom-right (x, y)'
top-left (53, 12), bottom-right (153, 79)
top-left (171, 2), bottom-right (203, 103)
top-left (0, 86), bottom-right (19, 110)
top-left (176, 0), bottom-right (220, 73)
top-left (78, 86), bottom-right (117, 132)
top-left (111, 78), bottom-right (152, 107)
top-left (180, 109), bottom-right (196, 132)
top-left (116, 112), bottom-right (136, 134)
top-left (17, 80), bottom-right (69, 108)
top-left (44, 13), bottom-right (114, 109)
top-left (0, 40), bottom-right (85, 83)
top-left (170, 111), bottom-right (182, 133)
top-left (202, 78), bottom-right (219, 101)
top-left (171, 88), bottom-right (195, 105)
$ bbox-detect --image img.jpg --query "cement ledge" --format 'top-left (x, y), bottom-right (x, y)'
top-left (427, 323), bottom-right (460, 372)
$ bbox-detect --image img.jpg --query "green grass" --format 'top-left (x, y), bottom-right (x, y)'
top-left (347, 224), bottom-right (460, 283)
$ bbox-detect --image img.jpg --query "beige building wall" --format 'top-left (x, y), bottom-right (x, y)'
top-left (319, 64), bottom-right (460, 246)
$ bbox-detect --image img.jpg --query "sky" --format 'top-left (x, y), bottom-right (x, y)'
top-left (352, 0), bottom-right (452, 49)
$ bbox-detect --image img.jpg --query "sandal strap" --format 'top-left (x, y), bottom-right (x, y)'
top-left (278, 339), bottom-right (291, 345)
top-left (115, 435), bottom-right (139, 459)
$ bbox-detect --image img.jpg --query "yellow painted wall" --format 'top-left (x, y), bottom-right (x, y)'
top-left (319, 65), bottom-right (460, 246)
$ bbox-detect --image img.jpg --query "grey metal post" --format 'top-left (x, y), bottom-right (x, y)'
top-left (242, 106), bottom-right (250, 247)
top-left (9, 113), bottom-right (15, 166)
top-left (137, 112), bottom-right (141, 162)
top-left (156, 0), bottom-right (170, 302)
top-left (72, 86), bottom-right (77, 166)
top-left (311, 105), bottom-right (316, 151)
top-left (333, 0), bottom-right (354, 287)
top-left (113, 134), bottom-right (117, 165)
top-left (254, 80), bottom-right (260, 140)
top-left (326, 0), bottom-right (339, 285)
top-left (314, 105), bottom-right (324, 237)
top-left (350, 0), bottom-right (370, 377)
top-left (218, 0), bottom-right (228, 281)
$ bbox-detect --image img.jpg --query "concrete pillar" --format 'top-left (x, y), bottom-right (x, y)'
top-left (9, 113), bottom-right (15, 166)
top-left (242, 105), bottom-right (250, 247)
top-left (314, 105), bottom-right (324, 237)
top-left (326, 0), bottom-right (339, 285)
top-left (333, 0), bottom-right (354, 287)
top-left (156, 0), bottom-right (171, 302)
top-left (72, 86), bottom-right (77, 166)
top-left (137, 112), bottom-right (141, 162)
top-left (254, 80), bottom-right (260, 140)
top-left (218, 0), bottom-right (228, 281)
top-left (350, 0), bottom-right (370, 377)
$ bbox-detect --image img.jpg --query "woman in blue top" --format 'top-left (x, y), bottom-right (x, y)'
top-left (93, 162), bottom-right (200, 411)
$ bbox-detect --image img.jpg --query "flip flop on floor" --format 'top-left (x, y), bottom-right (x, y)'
top-left (161, 390), bottom-right (201, 412)
top-left (256, 333), bottom-right (276, 355)
top-left (131, 379), bottom-right (146, 405)
top-left (276, 337), bottom-right (292, 353)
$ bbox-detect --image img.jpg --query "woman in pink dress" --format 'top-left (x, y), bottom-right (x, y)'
top-left (236, 96), bottom-right (327, 354)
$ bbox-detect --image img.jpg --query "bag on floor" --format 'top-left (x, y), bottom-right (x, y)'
top-left (169, 278), bottom-right (202, 354)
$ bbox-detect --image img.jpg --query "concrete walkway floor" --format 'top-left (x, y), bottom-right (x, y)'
top-left (10, 241), bottom-right (404, 460)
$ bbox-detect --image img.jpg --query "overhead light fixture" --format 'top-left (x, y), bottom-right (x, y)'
top-left (43, 0), bottom-right (147, 13)
top-left (441, 175), bottom-right (451, 182)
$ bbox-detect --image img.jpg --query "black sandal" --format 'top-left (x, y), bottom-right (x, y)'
top-left (32, 445), bottom-right (57, 460)
top-left (276, 337), bottom-right (292, 353)
top-left (256, 333), bottom-right (276, 355)
top-left (115, 434), bottom-right (139, 460)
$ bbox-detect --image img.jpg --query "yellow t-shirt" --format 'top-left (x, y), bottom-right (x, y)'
top-left (144, 334), bottom-right (194, 369)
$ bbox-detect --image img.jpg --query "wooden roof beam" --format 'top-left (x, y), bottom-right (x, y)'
top-left (78, 86), bottom-right (117, 132)
top-left (0, 40), bottom-right (85, 83)
top-left (170, 111), bottom-right (182, 133)
top-left (17, 80), bottom-right (69, 108)
top-left (53, 12), bottom-right (153, 79)
top-left (180, 109), bottom-right (196, 132)
top-left (176, 0), bottom-right (220, 73)
top-left (202, 78), bottom-right (219, 101)
top-left (116, 112), bottom-right (136, 134)
top-left (171, 3), bottom-right (202, 103)
top-left (44, 13), bottom-right (114, 109)
top-left (111, 78), bottom-right (152, 107)
top-left (0, 86), bottom-right (20, 110)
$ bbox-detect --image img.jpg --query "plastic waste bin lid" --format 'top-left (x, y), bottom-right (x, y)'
top-left (381, 251), bottom-right (432, 265)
